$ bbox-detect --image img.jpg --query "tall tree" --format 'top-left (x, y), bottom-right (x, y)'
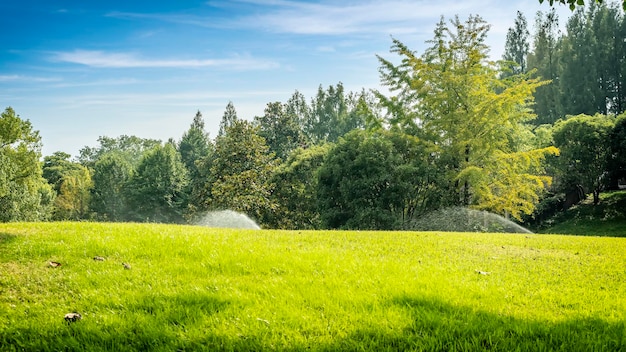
top-left (503, 11), bottom-right (531, 76)
top-left (178, 110), bottom-right (212, 216)
top-left (0, 107), bottom-right (54, 221)
top-left (90, 152), bottom-right (133, 221)
top-left (207, 120), bottom-right (279, 225)
top-left (218, 101), bottom-right (238, 137)
top-left (528, 9), bottom-right (562, 125)
top-left (376, 16), bottom-right (557, 220)
top-left (254, 102), bottom-right (305, 160)
top-left (126, 143), bottom-right (189, 223)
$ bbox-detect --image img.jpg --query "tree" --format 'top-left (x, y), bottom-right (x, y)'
top-left (178, 110), bottom-right (212, 216)
top-left (0, 107), bottom-right (54, 221)
top-left (607, 113), bottom-right (626, 189)
top-left (528, 9), bottom-right (562, 125)
top-left (376, 15), bottom-right (557, 220)
top-left (552, 114), bottom-right (615, 205)
top-left (254, 102), bottom-right (305, 160)
top-left (218, 101), bottom-right (238, 137)
top-left (90, 152), bottom-right (133, 221)
top-left (317, 129), bottom-right (440, 229)
top-left (304, 82), bottom-right (366, 143)
top-left (268, 144), bottom-right (330, 229)
top-left (206, 120), bottom-right (279, 225)
top-left (42, 152), bottom-right (92, 220)
top-left (126, 143), bottom-right (189, 223)
top-left (78, 135), bottom-right (161, 169)
top-left (53, 166), bottom-right (92, 220)
top-left (503, 11), bottom-right (531, 76)
top-left (539, 0), bottom-right (626, 11)
top-left (317, 130), bottom-right (404, 229)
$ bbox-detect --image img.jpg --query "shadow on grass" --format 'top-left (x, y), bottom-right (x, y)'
top-left (0, 232), bottom-right (17, 246)
top-left (1, 294), bottom-right (623, 351)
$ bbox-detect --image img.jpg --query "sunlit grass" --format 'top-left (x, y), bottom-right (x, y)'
top-left (0, 222), bottom-right (624, 351)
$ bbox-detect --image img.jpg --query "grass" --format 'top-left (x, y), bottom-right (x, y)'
top-left (538, 190), bottom-right (626, 237)
top-left (0, 222), bottom-right (624, 351)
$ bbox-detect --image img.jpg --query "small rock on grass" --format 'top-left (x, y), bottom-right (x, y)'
top-left (122, 262), bottom-right (131, 270)
top-left (64, 312), bottom-right (82, 323)
top-left (48, 261), bottom-right (61, 268)
top-left (93, 256), bottom-right (105, 261)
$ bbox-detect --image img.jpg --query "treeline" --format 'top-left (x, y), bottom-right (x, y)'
top-left (2, 5), bottom-right (626, 229)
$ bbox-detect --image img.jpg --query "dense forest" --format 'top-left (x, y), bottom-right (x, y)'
top-left (2, 3), bottom-right (626, 229)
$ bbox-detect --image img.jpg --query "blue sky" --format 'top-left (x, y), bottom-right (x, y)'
top-left (0, 0), bottom-right (574, 157)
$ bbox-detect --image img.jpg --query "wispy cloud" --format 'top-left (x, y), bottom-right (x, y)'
top-left (110, 0), bottom-right (487, 36)
top-left (51, 50), bottom-right (279, 70)
top-left (0, 74), bottom-right (61, 83)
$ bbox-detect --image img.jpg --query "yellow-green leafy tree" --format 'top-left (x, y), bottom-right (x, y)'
top-left (376, 15), bottom-right (558, 220)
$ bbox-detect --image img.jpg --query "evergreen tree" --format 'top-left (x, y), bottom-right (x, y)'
top-left (218, 101), bottom-right (238, 137)
top-left (178, 110), bottom-right (212, 216)
top-left (503, 11), bottom-right (530, 76)
top-left (90, 152), bottom-right (133, 221)
top-left (528, 9), bottom-right (562, 125)
top-left (126, 143), bottom-right (189, 223)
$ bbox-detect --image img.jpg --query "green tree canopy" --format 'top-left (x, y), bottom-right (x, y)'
top-left (552, 114), bottom-right (615, 204)
top-left (0, 107), bottom-right (54, 221)
top-left (42, 152), bottom-right (92, 220)
top-left (126, 143), bottom-right (189, 223)
top-left (376, 15), bottom-right (557, 220)
top-left (540, 0), bottom-right (626, 11)
top-left (206, 120), bottom-right (279, 225)
top-left (90, 152), bottom-right (134, 221)
top-left (178, 110), bottom-right (213, 217)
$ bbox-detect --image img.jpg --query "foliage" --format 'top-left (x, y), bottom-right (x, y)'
top-left (535, 190), bottom-right (626, 235)
top-left (551, 113), bottom-right (615, 204)
top-left (177, 111), bottom-right (213, 217)
top-left (376, 16), bottom-right (555, 220)
top-left (77, 135), bottom-right (161, 169)
top-left (317, 130), bottom-right (439, 229)
top-left (42, 151), bottom-right (92, 220)
top-left (539, 0), bottom-right (626, 11)
top-left (90, 152), bottom-right (134, 221)
top-left (607, 113), bottom-right (626, 188)
top-left (527, 9), bottom-right (562, 125)
top-left (0, 107), bottom-right (54, 221)
top-left (0, 222), bottom-right (624, 351)
top-left (303, 83), bottom-right (367, 143)
top-left (268, 144), bottom-right (330, 229)
top-left (254, 101), bottom-right (306, 161)
top-left (126, 143), bottom-right (189, 223)
top-left (217, 101), bottom-right (238, 137)
top-left (502, 11), bottom-right (530, 76)
top-left (207, 120), bottom-right (279, 225)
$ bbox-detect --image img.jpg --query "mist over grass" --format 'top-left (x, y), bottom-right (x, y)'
top-left (0, 222), bottom-right (624, 351)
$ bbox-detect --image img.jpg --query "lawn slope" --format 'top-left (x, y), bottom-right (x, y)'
top-left (0, 222), bottom-right (624, 351)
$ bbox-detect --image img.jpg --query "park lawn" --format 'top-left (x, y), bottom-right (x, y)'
top-left (0, 222), bottom-right (624, 351)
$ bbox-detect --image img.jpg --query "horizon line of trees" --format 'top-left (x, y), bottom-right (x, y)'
top-left (2, 3), bottom-right (626, 229)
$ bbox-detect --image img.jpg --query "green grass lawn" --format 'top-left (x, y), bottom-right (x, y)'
top-left (0, 222), bottom-right (624, 351)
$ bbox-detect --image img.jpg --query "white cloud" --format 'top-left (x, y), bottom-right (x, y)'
top-left (51, 50), bottom-right (279, 70)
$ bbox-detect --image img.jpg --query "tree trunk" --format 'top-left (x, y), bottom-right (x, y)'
top-left (593, 189), bottom-right (600, 205)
